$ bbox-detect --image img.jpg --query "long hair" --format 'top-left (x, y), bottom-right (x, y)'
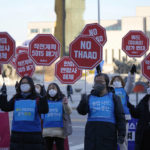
top-left (47, 82), bottom-right (65, 100)
top-left (15, 76), bottom-right (37, 99)
top-left (110, 76), bottom-right (125, 88)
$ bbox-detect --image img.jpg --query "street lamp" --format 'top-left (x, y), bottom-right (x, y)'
top-left (98, 0), bottom-right (100, 24)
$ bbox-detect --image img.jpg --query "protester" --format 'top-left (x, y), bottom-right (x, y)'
top-left (35, 83), bottom-right (47, 97)
top-left (127, 81), bottom-right (150, 150)
top-left (35, 84), bottom-right (43, 94)
top-left (0, 76), bottom-right (48, 150)
top-left (77, 72), bottom-right (126, 150)
top-left (42, 83), bottom-right (72, 150)
top-left (66, 84), bottom-right (73, 103)
top-left (110, 64), bottom-right (136, 150)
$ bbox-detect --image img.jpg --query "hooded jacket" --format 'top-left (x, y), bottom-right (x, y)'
top-left (0, 76), bottom-right (48, 150)
top-left (77, 89), bottom-right (126, 150)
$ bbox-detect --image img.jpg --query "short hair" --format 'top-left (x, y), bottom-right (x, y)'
top-left (110, 76), bottom-right (125, 87)
top-left (94, 73), bottom-right (110, 88)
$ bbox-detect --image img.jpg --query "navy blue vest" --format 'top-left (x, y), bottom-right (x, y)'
top-left (43, 100), bottom-right (63, 128)
top-left (88, 93), bottom-right (116, 124)
top-left (12, 99), bottom-right (41, 132)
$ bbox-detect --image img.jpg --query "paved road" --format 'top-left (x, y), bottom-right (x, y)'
top-left (69, 109), bottom-right (87, 150)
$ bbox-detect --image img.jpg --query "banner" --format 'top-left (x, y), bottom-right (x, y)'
top-left (0, 111), bottom-right (10, 150)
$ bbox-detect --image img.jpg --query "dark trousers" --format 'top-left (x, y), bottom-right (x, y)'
top-left (67, 94), bottom-right (73, 103)
top-left (141, 128), bottom-right (150, 150)
top-left (44, 137), bottom-right (64, 150)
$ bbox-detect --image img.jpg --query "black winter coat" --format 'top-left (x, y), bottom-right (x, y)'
top-left (127, 95), bottom-right (150, 150)
top-left (0, 93), bottom-right (48, 150)
top-left (77, 91), bottom-right (126, 150)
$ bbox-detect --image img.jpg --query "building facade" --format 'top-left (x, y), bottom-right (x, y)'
top-left (27, 6), bottom-right (150, 73)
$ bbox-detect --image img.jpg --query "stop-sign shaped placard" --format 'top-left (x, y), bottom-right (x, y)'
top-left (55, 56), bottom-right (82, 84)
top-left (29, 34), bottom-right (60, 66)
top-left (69, 35), bottom-right (103, 70)
top-left (81, 23), bottom-right (107, 46)
top-left (122, 30), bottom-right (149, 57)
top-left (141, 53), bottom-right (150, 80)
top-left (0, 32), bottom-right (15, 64)
top-left (16, 46), bottom-right (28, 54)
top-left (16, 52), bottom-right (35, 78)
top-left (10, 46), bottom-right (28, 68)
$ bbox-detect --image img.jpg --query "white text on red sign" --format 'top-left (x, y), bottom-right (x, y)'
top-left (74, 41), bottom-right (97, 59)
top-left (89, 28), bottom-right (103, 42)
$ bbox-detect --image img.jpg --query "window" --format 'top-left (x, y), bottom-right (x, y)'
top-left (105, 25), bottom-right (121, 31)
top-left (30, 28), bottom-right (39, 33)
top-left (42, 28), bottom-right (51, 33)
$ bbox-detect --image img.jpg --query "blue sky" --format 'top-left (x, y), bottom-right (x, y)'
top-left (0, 0), bottom-right (150, 42)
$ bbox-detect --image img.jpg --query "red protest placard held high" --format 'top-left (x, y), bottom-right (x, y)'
top-left (10, 46), bottom-right (28, 68)
top-left (29, 34), bottom-right (60, 66)
top-left (16, 46), bottom-right (28, 54)
top-left (69, 35), bottom-right (103, 70)
top-left (81, 23), bottom-right (107, 46)
top-left (0, 32), bottom-right (15, 64)
top-left (55, 56), bottom-right (82, 84)
top-left (16, 52), bottom-right (35, 78)
top-left (122, 30), bottom-right (149, 57)
top-left (141, 53), bottom-right (150, 81)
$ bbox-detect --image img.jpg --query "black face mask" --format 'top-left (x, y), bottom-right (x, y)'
top-left (93, 83), bottom-right (106, 92)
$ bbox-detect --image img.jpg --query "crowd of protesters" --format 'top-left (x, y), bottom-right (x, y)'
top-left (0, 64), bottom-right (150, 150)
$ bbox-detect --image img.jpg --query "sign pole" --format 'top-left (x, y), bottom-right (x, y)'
top-left (85, 70), bottom-right (87, 93)
top-left (43, 66), bottom-right (45, 85)
top-left (98, 0), bottom-right (100, 24)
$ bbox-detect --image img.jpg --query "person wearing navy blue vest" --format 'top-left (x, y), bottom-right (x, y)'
top-left (0, 76), bottom-right (48, 150)
top-left (77, 73), bottom-right (126, 150)
top-left (110, 64), bottom-right (136, 150)
top-left (42, 83), bottom-right (72, 150)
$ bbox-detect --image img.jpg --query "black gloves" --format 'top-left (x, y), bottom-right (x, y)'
top-left (117, 136), bottom-right (124, 144)
top-left (96, 64), bottom-right (101, 75)
top-left (40, 85), bottom-right (46, 97)
top-left (1, 83), bottom-right (7, 95)
top-left (130, 64), bottom-right (136, 74)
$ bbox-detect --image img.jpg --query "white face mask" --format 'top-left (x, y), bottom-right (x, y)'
top-left (147, 87), bottom-right (150, 95)
top-left (113, 81), bottom-right (122, 88)
top-left (49, 89), bottom-right (57, 97)
top-left (20, 83), bottom-right (31, 92)
top-left (35, 88), bottom-right (40, 94)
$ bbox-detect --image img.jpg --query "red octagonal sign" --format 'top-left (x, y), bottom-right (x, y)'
top-left (122, 30), bottom-right (149, 57)
top-left (81, 23), bottom-right (107, 46)
top-left (16, 52), bottom-right (35, 78)
top-left (69, 35), bottom-right (103, 70)
top-left (141, 53), bottom-right (150, 81)
top-left (55, 56), bottom-right (82, 84)
top-left (10, 46), bottom-right (28, 68)
top-left (29, 34), bottom-right (60, 66)
top-left (0, 32), bottom-right (15, 64)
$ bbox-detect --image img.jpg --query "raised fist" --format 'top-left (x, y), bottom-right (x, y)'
top-left (130, 64), bottom-right (136, 74)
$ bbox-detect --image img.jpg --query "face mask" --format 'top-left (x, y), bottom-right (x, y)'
top-left (94, 83), bottom-right (106, 92)
top-left (20, 83), bottom-right (31, 92)
top-left (35, 88), bottom-right (40, 94)
top-left (49, 89), bottom-right (57, 97)
top-left (147, 87), bottom-right (150, 95)
top-left (113, 81), bottom-right (122, 88)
